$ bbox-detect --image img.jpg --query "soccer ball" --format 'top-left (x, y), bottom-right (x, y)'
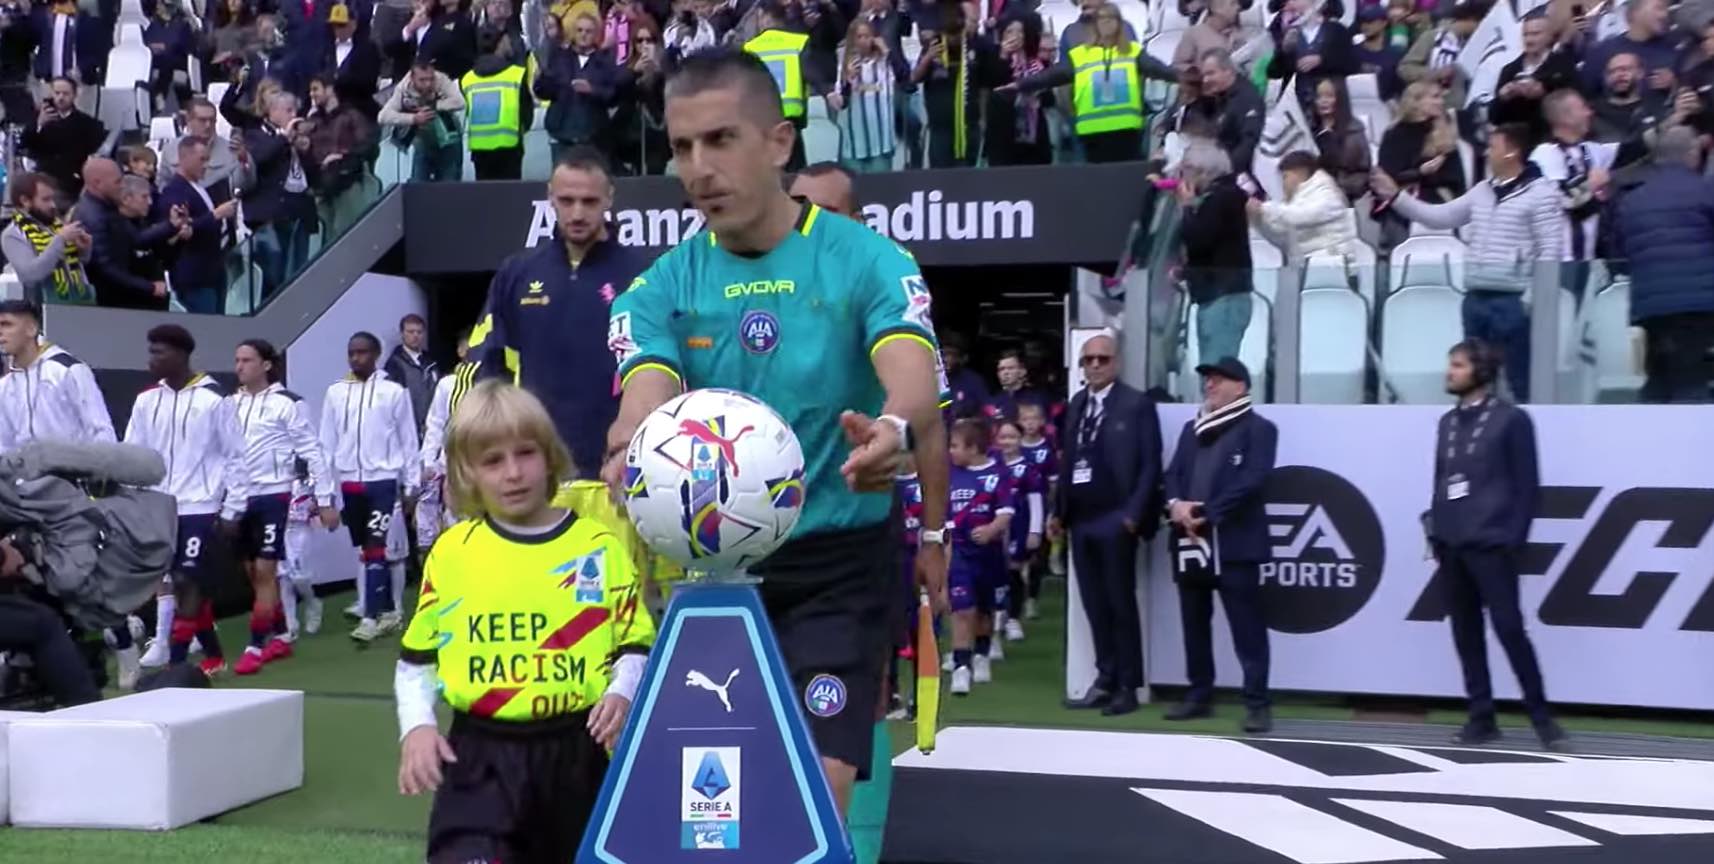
top-left (622, 388), bottom-right (806, 573)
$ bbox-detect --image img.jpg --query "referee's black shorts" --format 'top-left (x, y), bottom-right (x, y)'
top-left (426, 710), bottom-right (608, 864)
top-left (754, 518), bottom-right (897, 779)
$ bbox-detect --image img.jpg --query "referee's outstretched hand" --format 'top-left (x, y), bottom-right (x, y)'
top-left (398, 726), bottom-right (458, 796)
top-left (839, 410), bottom-right (904, 493)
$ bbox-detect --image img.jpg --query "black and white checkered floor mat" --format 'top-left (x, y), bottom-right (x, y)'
top-left (883, 727), bottom-right (1714, 863)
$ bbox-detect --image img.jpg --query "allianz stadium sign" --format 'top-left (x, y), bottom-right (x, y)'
top-left (401, 162), bottom-right (1148, 273)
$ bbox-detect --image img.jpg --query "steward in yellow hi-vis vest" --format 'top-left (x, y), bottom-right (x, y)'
top-left (743, 6), bottom-right (815, 170)
top-left (1069, 42), bottom-right (1144, 135)
top-left (396, 381), bottom-right (655, 864)
top-left (460, 31), bottom-right (536, 180)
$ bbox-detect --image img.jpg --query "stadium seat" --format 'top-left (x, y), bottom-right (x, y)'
top-left (1389, 234), bottom-right (1467, 293)
top-left (206, 82), bottom-right (233, 140)
top-left (7, 688), bottom-right (304, 830)
top-left (1151, 0), bottom-right (1195, 33)
top-left (1145, 29), bottom-right (1182, 67)
top-left (1557, 287), bottom-right (1597, 403)
top-left (1299, 287), bottom-right (1369, 403)
top-left (1380, 284), bottom-right (1463, 402)
top-left (106, 38), bottom-right (152, 89)
top-left (1589, 279), bottom-right (1642, 401)
top-left (148, 116), bottom-right (177, 147)
top-left (803, 96), bottom-right (838, 166)
top-left (1248, 230), bottom-right (1284, 303)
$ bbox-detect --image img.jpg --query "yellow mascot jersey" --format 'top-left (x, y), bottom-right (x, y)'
top-left (401, 512), bottom-right (657, 721)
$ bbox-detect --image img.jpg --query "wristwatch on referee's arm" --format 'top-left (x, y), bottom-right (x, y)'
top-left (877, 413), bottom-right (914, 452)
top-left (920, 526), bottom-right (947, 546)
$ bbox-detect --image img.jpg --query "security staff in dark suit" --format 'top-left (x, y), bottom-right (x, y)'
top-left (1163, 357), bottom-right (1277, 734)
top-left (1049, 332), bottom-right (1162, 717)
top-left (1427, 339), bottom-right (1566, 750)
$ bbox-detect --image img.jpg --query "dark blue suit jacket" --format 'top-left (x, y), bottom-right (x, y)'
top-left (1163, 410), bottom-right (1278, 564)
top-left (29, 7), bottom-right (105, 83)
top-left (1054, 381), bottom-right (1164, 539)
top-left (158, 175), bottom-right (228, 292)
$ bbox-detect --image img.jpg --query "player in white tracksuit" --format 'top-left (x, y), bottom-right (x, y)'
top-left (320, 332), bottom-right (421, 643)
top-left (0, 302), bottom-right (136, 685)
top-left (229, 340), bottom-right (339, 675)
top-left (126, 325), bottom-right (249, 676)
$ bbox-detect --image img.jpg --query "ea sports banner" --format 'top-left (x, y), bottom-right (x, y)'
top-left (1066, 404), bottom-right (1714, 711)
top-left (401, 163), bottom-right (1150, 274)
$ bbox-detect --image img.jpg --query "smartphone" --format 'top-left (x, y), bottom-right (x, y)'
top-left (1570, 3), bottom-right (1584, 16)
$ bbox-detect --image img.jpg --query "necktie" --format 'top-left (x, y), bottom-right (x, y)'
top-left (1081, 397), bottom-right (1101, 447)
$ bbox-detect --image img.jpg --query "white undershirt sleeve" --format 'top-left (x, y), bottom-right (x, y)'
top-left (395, 659), bottom-right (440, 740)
top-left (605, 653), bottom-right (647, 703)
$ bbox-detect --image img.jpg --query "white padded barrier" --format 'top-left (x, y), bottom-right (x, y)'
top-left (0, 709), bottom-right (40, 823)
top-left (7, 688), bottom-right (303, 830)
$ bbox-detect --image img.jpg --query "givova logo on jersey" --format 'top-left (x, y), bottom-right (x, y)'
top-left (682, 746), bottom-right (741, 850)
top-left (1260, 466), bottom-right (1385, 634)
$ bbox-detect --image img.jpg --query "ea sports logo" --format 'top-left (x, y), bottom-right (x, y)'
top-left (1259, 466), bottom-right (1384, 634)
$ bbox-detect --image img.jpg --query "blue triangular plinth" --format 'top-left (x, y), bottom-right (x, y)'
top-left (577, 583), bottom-right (855, 863)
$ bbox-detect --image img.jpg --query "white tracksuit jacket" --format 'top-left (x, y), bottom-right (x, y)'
top-left (320, 372), bottom-right (421, 496)
top-left (124, 374), bottom-right (249, 519)
top-left (231, 382), bottom-right (336, 505)
top-left (418, 374), bottom-right (455, 475)
top-left (0, 344), bottom-right (116, 450)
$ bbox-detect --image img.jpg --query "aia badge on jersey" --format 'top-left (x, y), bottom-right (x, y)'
top-left (739, 310), bottom-right (780, 354)
top-left (554, 550), bottom-right (605, 603)
top-left (804, 674), bottom-right (846, 718)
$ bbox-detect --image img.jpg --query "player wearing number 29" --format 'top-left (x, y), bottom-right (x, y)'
top-left (604, 48), bottom-right (952, 814)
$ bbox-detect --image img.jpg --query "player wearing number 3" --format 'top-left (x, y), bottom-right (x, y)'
top-left (323, 331), bottom-right (423, 644)
top-left (229, 340), bottom-right (340, 676)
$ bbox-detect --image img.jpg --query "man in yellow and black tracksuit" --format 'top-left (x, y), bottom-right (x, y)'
top-left (462, 30), bottom-right (535, 181)
top-left (398, 508), bottom-right (657, 863)
top-left (744, 1), bottom-right (827, 172)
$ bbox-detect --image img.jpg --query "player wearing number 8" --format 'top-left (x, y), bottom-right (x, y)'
top-left (228, 340), bottom-right (340, 676)
top-left (322, 331), bottom-right (423, 644)
top-left (125, 325), bottom-right (251, 677)
top-left (604, 48), bottom-right (951, 815)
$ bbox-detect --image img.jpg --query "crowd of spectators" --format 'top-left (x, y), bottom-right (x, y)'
top-left (0, 0), bottom-right (1709, 398)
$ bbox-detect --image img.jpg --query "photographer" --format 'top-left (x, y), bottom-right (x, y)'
top-left (0, 173), bottom-right (93, 307)
top-left (0, 535), bottom-right (102, 708)
top-left (19, 77), bottom-right (109, 200)
top-left (379, 59), bottom-right (466, 182)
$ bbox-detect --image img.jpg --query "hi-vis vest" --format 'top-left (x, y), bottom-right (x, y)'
top-left (462, 64), bottom-right (528, 150)
top-left (1069, 43), bottom-right (1144, 136)
top-left (745, 29), bottom-right (810, 119)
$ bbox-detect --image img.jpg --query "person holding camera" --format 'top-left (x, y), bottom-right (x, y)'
top-left (0, 173), bottom-right (93, 307)
top-left (242, 91), bottom-right (321, 299)
top-left (19, 77), bottom-right (107, 200)
top-left (664, 0), bottom-right (717, 61)
top-left (379, 59), bottom-right (466, 181)
top-left (160, 136), bottom-right (242, 314)
top-left (0, 535), bottom-right (103, 708)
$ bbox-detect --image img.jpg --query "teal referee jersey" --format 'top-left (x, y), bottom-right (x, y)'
top-left (611, 203), bottom-right (947, 538)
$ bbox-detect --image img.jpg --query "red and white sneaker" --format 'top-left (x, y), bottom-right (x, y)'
top-left (234, 649), bottom-right (266, 676)
top-left (262, 638), bottom-right (293, 663)
top-left (198, 657), bottom-right (228, 678)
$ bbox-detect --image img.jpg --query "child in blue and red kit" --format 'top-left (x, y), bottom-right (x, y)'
top-left (1018, 402), bottom-right (1058, 617)
top-left (947, 419), bottom-right (1013, 696)
top-left (994, 419), bottom-right (1044, 646)
top-left (891, 458), bottom-right (926, 718)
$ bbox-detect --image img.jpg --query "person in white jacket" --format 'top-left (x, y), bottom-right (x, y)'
top-left (1246, 150), bottom-right (1358, 262)
top-left (0, 301), bottom-right (116, 451)
top-left (414, 329), bottom-right (468, 556)
top-left (0, 300), bottom-right (139, 687)
top-left (321, 331), bottom-right (422, 643)
top-left (227, 339), bottom-right (341, 676)
top-left (125, 325), bottom-right (250, 678)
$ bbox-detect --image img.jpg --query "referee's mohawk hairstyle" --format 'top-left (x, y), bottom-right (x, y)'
top-left (664, 46), bottom-right (784, 127)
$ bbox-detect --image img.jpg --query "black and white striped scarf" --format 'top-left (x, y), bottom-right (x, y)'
top-left (1194, 394), bottom-right (1252, 440)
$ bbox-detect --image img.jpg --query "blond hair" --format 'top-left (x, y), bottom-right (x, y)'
top-left (1399, 80), bottom-right (1455, 158)
top-left (445, 381), bottom-right (576, 520)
